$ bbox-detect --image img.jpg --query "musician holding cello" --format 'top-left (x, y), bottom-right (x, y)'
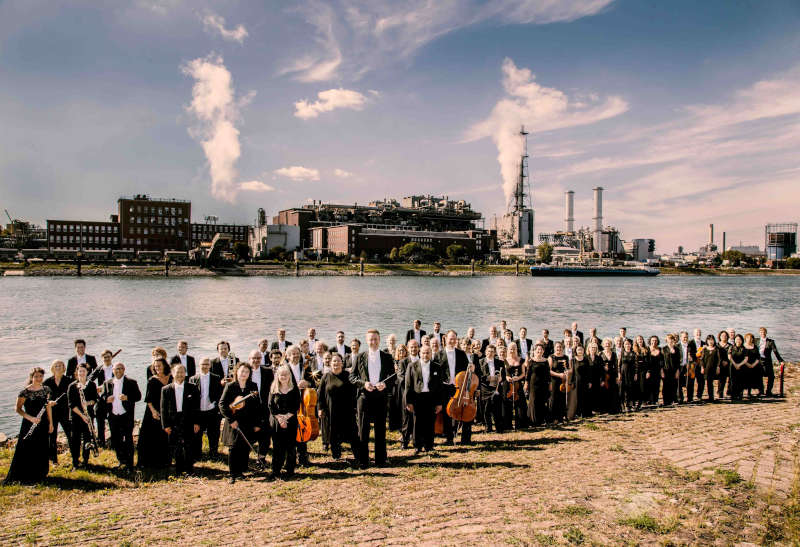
top-left (219, 363), bottom-right (262, 483)
top-left (437, 330), bottom-right (477, 445)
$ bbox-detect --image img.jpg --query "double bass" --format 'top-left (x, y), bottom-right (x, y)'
top-left (296, 387), bottom-right (320, 443)
top-left (446, 368), bottom-right (478, 424)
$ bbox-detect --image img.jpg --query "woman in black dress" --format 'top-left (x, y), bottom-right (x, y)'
top-left (585, 341), bottom-right (602, 414)
top-left (220, 363), bottom-right (262, 482)
top-left (67, 363), bottom-right (98, 468)
top-left (549, 342), bottom-right (569, 422)
top-left (525, 344), bottom-right (550, 427)
top-left (647, 336), bottom-right (663, 405)
top-left (137, 358), bottom-right (171, 468)
top-left (4, 367), bottom-right (54, 484)
top-left (661, 335), bottom-right (681, 406)
top-left (43, 359), bottom-right (71, 464)
top-left (716, 331), bottom-right (732, 399)
top-left (743, 333), bottom-right (762, 398)
top-left (599, 339), bottom-right (620, 414)
top-left (632, 336), bottom-right (648, 409)
top-left (572, 344), bottom-right (592, 418)
top-left (729, 334), bottom-right (746, 400)
top-left (317, 353), bottom-right (359, 461)
top-left (619, 338), bottom-right (637, 412)
top-left (269, 364), bottom-right (300, 479)
top-left (504, 343), bottom-right (527, 429)
top-left (699, 335), bottom-right (720, 402)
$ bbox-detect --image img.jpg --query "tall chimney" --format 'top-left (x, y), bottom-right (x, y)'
top-left (564, 191), bottom-right (575, 233)
top-left (592, 187), bottom-right (603, 233)
top-left (722, 231), bottom-right (726, 253)
top-left (709, 223), bottom-right (714, 246)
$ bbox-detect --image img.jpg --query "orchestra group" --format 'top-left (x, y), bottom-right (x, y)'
top-left (3, 321), bottom-right (787, 484)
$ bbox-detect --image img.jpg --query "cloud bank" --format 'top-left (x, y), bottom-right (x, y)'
top-left (294, 88), bottom-right (368, 119)
top-left (274, 166), bottom-right (321, 181)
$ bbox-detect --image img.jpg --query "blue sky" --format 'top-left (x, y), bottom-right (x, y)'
top-left (2, 0), bottom-right (799, 252)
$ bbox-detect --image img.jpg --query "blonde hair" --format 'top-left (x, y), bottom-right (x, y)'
top-left (50, 359), bottom-right (65, 374)
top-left (270, 364), bottom-right (293, 394)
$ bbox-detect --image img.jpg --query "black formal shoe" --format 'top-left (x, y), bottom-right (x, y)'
top-left (402, 443), bottom-right (409, 450)
top-left (265, 473), bottom-right (277, 481)
top-left (444, 440), bottom-right (454, 446)
top-left (228, 477), bottom-right (236, 484)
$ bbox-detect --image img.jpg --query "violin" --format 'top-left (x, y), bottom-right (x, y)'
top-left (230, 391), bottom-right (258, 414)
top-left (446, 368), bottom-right (478, 423)
top-left (296, 387), bottom-right (320, 443)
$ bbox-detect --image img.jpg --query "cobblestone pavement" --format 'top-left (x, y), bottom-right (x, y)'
top-left (1, 368), bottom-right (797, 545)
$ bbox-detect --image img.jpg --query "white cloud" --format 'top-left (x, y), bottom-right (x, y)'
top-left (333, 168), bottom-right (353, 178)
top-left (283, 0), bottom-right (613, 81)
top-left (182, 54), bottom-right (255, 203)
top-left (240, 180), bottom-right (274, 192)
top-left (466, 57), bottom-right (628, 206)
top-left (294, 88), bottom-right (368, 119)
top-left (274, 166), bottom-right (321, 181)
top-left (201, 12), bottom-right (248, 43)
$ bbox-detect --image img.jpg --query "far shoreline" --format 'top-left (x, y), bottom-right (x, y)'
top-left (2, 263), bottom-right (800, 278)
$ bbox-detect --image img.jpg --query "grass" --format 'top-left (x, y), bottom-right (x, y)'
top-left (564, 526), bottom-right (585, 544)
top-left (582, 422), bottom-right (601, 431)
top-left (556, 504), bottom-right (593, 517)
top-left (714, 467), bottom-right (742, 487)
top-left (618, 513), bottom-right (678, 534)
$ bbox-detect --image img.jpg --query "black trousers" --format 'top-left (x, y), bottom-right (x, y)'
top-left (694, 371), bottom-right (706, 400)
top-left (662, 375), bottom-right (678, 405)
top-left (49, 410), bottom-right (71, 461)
top-left (69, 417), bottom-right (92, 465)
top-left (401, 404), bottom-right (414, 446)
top-left (255, 423), bottom-right (272, 457)
top-left (271, 421), bottom-right (296, 475)
top-left (411, 392), bottom-right (436, 450)
top-left (481, 390), bottom-right (504, 432)
top-left (195, 409), bottom-right (221, 457)
top-left (108, 414), bottom-right (134, 467)
top-left (228, 429), bottom-right (251, 478)
top-left (763, 362), bottom-right (775, 394)
top-left (356, 393), bottom-right (387, 465)
top-left (168, 413), bottom-right (195, 473)
top-left (717, 365), bottom-right (729, 398)
top-left (95, 402), bottom-right (108, 447)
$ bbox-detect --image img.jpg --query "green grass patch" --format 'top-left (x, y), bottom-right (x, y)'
top-left (582, 422), bottom-right (600, 431)
top-left (564, 526), bottom-right (585, 544)
top-left (714, 467), bottom-right (742, 487)
top-left (556, 504), bottom-right (593, 517)
top-left (619, 513), bottom-right (677, 534)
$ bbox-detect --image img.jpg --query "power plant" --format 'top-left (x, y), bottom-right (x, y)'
top-left (495, 126), bottom-right (535, 248)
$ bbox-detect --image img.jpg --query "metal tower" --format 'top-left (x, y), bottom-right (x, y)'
top-left (510, 125), bottom-right (532, 213)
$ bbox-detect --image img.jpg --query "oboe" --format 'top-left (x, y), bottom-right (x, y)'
top-left (78, 381), bottom-right (100, 456)
top-left (23, 393), bottom-right (65, 440)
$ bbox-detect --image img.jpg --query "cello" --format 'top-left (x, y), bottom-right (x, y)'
top-left (296, 387), bottom-right (320, 443)
top-left (446, 368), bottom-right (479, 425)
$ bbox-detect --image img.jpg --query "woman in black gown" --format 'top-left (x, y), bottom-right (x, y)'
top-left (728, 334), bottom-right (746, 400)
top-left (585, 341), bottom-right (602, 414)
top-left (572, 345), bottom-right (592, 418)
top-left (317, 353), bottom-right (359, 461)
top-left (4, 367), bottom-right (54, 484)
top-left (632, 336), bottom-right (648, 409)
top-left (548, 342), bottom-right (569, 422)
top-left (137, 358), bottom-right (171, 468)
top-left (743, 333), bottom-right (762, 398)
top-left (269, 364), bottom-right (300, 480)
top-left (525, 344), bottom-right (550, 427)
top-left (220, 363), bottom-right (262, 482)
top-left (661, 335), bottom-right (681, 406)
top-left (504, 344), bottom-right (527, 429)
top-left (647, 336), bottom-right (663, 405)
top-left (599, 339), bottom-right (620, 414)
top-left (43, 359), bottom-right (71, 464)
top-left (619, 339), bottom-right (637, 412)
top-left (716, 331), bottom-right (732, 399)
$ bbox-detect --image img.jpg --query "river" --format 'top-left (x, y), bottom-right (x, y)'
top-left (1, 275), bottom-right (797, 434)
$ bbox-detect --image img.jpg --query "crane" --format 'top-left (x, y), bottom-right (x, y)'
top-left (4, 209), bottom-right (12, 223)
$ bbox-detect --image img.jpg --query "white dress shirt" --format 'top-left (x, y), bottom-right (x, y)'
top-left (315, 356), bottom-right (325, 372)
top-left (252, 366), bottom-right (262, 392)
top-left (414, 329), bottom-right (421, 343)
top-left (290, 362), bottom-right (302, 385)
top-left (77, 354), bottom-right (87, 365)
top-left (680, 343), bottom-right (689, 366)
top-left (199, 373), bottom-right (214, 411)
top-left (174, 381), bottom-right (184, 412)
top-left (179, 353), bottom-right (188, 368)
top-left (337, 343), bottom-right (347, 357)
top-left (445, 348), bottom-right (456, 383)
top-left (101, 364), bottom-right (114, 383)
top-left (759, 337), bottom-right (767, 358)
top-left (278, 340), bottom-right (287, 351)
top-left (220, 357), bottom-right (230, 377)
top-left (367, 349), bottom-right (381, 385)
top-left (420, 360), bottom-right (431, 392)
top-left (112, 377), bottom-right (125, 415)
top-left (519, 339), bottom-right (528, 357)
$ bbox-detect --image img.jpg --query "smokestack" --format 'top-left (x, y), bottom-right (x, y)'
top-left (593, 187), bottom-right (603, 233)
top-left (564, 191), bottom-right (575, 233)
top-left (722, 231), bottom-right (726, 252)
top-left (709, 223), bottom-right (714, 246)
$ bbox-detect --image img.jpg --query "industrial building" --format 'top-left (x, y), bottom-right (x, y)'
top-left (117, 195), bottom-right (191, 252)
top-left (495, 127), bottom-right (535, 249)
top-left (765, 223), bottom-right (798, 262)
top-left (46, 219), bottom-right (120, 251)
top-left (191, 221), bottom-right (249, 249)
top-left (250, 208), bottom-right (301, 258)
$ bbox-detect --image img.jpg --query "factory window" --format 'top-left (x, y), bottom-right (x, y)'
top-left (114, 226), bottom-right (118, 233)
top-left (136, 239), bottom-right (141, 246)
top-left (137, 206), bottom-right (141, 213)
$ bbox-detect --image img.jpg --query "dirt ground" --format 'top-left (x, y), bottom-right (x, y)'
top-left (1, 368), bottom-right (798, 546)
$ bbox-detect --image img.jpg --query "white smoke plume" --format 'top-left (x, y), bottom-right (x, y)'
top-left (466, 58), bottom-right (628, 206)
top-left (182, 54), bottom-right (258, 202)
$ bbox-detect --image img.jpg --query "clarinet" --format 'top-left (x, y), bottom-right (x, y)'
top-left (22, 393), bottom-right (65, 440)
top-left (78, 382), bottom-right (100, 456)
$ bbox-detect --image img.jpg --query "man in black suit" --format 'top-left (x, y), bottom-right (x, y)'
top-left (270, 329), bottom-right (292, 352)
top-left (161, 363), bottom-right (200, 474)
top-left (210, 341), bottom-right (239, 384)
top-left (66, 339), bottom-right (98, 379)
top-left (188, 357), bottom-right (223, 459)
top-left (481, 326), bottom-right (500, 354)
top-left (404, 344), bottom-right (443, 454)
top-left (405, 319), bottom-right (426, 345)
top-left (247, 349), bottom-right (274, 459)
top-left (397, 339), bottom-right (421, 449)
top-left (437, 330), bottom-right (478, 445)
top-left (515, 327), bottom-right (533, 360)
top-left (170, 340), bottom-right (196, 378)
top-left (430, 322), bottom-right (444, 345)
top-left (571, 322), bottom-right (584, 346)
top-left (478, 344), bottom-right (505, 433)
top-left (345, 339), bottom-right (361, 372)
top-left (333, 331), bottom-right (351, 359)
top-left (350, 329), bottom-right (396, 468)
top-left (101, 362), bottom-right (141, 469)
top-left (89, 349), bottom-right (116, 447)
top-left (758, 327), bottom-right (784, 396)
top-left (540, 329), bottom-right (555, 358)
top-left (680, 331), bottom-right (697, 403)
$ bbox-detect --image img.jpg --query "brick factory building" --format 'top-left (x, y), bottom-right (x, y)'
top-left (47, 219), bottom-right (120, 251)
top-left (191, 222), bottom-right (249, 249)
top-left (117, 195), bottom-right (191, 252)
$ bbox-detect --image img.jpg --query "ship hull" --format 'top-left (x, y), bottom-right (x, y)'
top-left (530, 266), bottom-right (659, 277)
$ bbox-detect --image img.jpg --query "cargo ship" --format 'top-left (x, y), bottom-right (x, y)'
top-left (530, 265), bottom-right (660, 276)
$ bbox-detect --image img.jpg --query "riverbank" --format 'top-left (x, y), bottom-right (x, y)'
top-left (1, 366), bottom-right (798, 545)
top-left (2, 262), bottom-right (799, 277)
